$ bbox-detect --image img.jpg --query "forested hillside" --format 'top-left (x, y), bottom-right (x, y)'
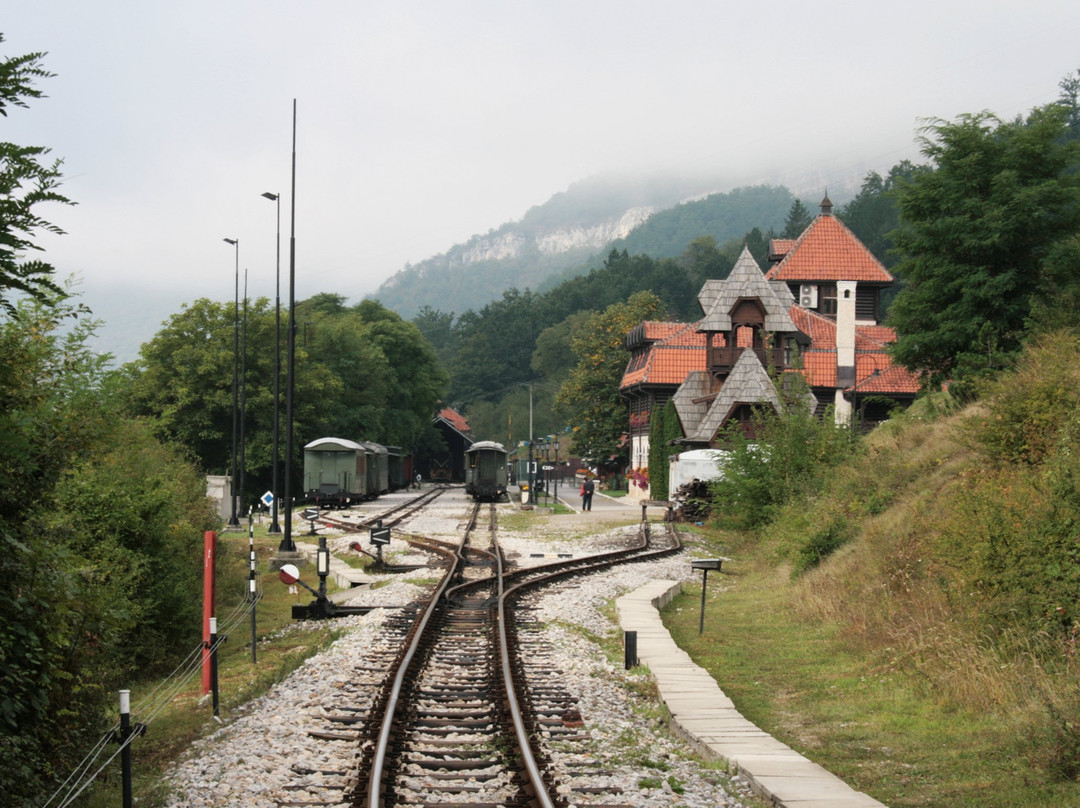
top-left (413, 170), bottom-right (908, 466)
top-left (607, 184), bottom-right (794, 258)
top-left (372, 176), bottom-right (790, 318)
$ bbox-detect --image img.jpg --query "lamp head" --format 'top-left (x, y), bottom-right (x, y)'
top-left (223, 238), bottom-right (237, 246)
top-left (261, 192), bottom-right (278, 201)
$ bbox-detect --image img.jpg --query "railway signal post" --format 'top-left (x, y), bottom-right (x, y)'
top-left (370, 522), bottom-right (391, 569)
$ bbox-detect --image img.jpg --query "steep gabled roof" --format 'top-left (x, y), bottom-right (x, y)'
top-left (698, 247), bottom-right (797, 333)
top-left (765, 213), bottom-right (893, 284)
top-left (671, 370), bottom-right (713, 441)
top-left (683, 350), bottom-right (781, 443)
top-left (434, 407), bottom-right (472, 441)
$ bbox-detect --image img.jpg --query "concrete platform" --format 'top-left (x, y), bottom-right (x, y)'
top-left (616, 579), bottom-right (887, 808)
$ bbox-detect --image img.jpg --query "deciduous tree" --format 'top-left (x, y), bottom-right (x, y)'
top-left (887, 105), bottom-right (1080, 391)
top-left (555, 291), bottom-right (662, 471)
top-left (0, 36), bottom-right (74, 316)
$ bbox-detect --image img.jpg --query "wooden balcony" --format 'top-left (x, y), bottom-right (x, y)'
top-left (707, 345), bottom-right (785, 373)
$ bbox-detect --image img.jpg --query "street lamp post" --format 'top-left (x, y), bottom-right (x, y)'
top-left (223, 237), bottom-right (240, 527)
top-left (240, 269), bottom-right (248, 522)
top-left (527, 381), bottom-right (535, 504)
top-left (553, 439), bottom-right (560, 506)
top-left (261, 191), bottom-right (283, 534)
top-left (272, 99), bottom-right (301, 566)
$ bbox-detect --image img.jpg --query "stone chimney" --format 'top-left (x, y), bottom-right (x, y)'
top-left (835, 281), bottom-right (856, 387)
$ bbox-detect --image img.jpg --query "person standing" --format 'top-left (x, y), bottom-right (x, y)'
top-left (581, 477), bottom-right (595, 511)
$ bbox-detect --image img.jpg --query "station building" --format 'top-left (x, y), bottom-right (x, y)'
top-left (620, 196), bottom-right (921, 500)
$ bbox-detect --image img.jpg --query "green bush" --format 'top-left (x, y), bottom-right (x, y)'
top-left (49, 418), bottom-right (219, 677)
top-left (932, 334), bottom-right (1080, 644)
top-left (709, 375), bottom-right (855, 530)
top-left (969, 330), bottom-right (1080, 465)
top-left (793, 515), bottom-right (855, 574)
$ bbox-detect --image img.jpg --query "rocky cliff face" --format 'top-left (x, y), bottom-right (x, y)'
top-left (532, 206), bottom-right (654, 255)
top-left (386, 205), bottom-right (655, 281)
top-left (371, 171), bottom-right (736, 317)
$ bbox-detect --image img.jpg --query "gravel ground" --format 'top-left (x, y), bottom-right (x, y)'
top-left (163, 489), bottom-right (758, 807)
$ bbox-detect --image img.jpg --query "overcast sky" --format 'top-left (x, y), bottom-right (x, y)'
top-left (4, 1), bottom-right (1079, 347)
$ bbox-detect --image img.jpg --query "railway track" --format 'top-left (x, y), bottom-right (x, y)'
top-left (314, 484), bottom-right (451, 535)
top-left (278, 494), bottom-right (683, 808)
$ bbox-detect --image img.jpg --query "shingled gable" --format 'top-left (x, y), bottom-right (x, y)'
top-left (699, 246), bottom-right (797, 332)
top-left (682, 349), bottom-right (781, 444)
top-left (671, 370), bottom-right (712, 440)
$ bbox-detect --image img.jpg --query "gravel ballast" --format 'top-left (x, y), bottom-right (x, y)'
top-left (163, 490), bottom-right (756, 807)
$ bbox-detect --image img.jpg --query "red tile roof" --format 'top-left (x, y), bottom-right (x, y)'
top-left (640, 321), bottom-right (686, 340)
top-left (436, 407), bottom-right (470, 434)
top-left (797, 352), bottom-right (838, 388)
top-left (621, 322), bottom-right (706, 389)
top-left (854, 325), bottom-right (897, 347)
top-left (768, 238), bottom-right (796, 262)
top-left (787, 306), bottom-right (919, 393)
top-left (789, 306), bottom-right (837, 348)
top-left (765, 214), bottom-right (893, 284)
top-left (621, 304), bottom-right (919, 396)
top-left (856, 363), bottom-right (921, 395)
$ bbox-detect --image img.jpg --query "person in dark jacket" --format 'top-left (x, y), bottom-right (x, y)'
top-left (581, 477), bottom-right (595, 511)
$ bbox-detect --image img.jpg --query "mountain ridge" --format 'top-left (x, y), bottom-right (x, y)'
top-left (370, 172), bottom-right (734, 317)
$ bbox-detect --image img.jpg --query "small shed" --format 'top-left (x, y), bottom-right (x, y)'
top-left (667, 449), bottom-right (728, 500)
top-left (415, 407), bottom-right (473, 482)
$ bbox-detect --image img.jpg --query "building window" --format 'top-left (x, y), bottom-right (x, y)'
top-left (820, 284), bottom-right (837, 316)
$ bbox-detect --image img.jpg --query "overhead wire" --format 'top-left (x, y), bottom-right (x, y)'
top-left (41, 587), bottom-right (263, 808)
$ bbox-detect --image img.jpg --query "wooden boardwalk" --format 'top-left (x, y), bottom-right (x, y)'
top-left (616, 580), bottom-right (888, 808)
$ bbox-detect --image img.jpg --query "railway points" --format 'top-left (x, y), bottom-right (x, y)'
top-left (163, 487), bottom-right (882, 807)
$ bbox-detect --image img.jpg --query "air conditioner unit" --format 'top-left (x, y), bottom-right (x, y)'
top-left (799, 284), bottom-right (818, 308)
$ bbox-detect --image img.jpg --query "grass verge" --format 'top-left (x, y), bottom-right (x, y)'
top-left (79, 526), bottom-right (348, 808)
top-left (662, 538), bottom-right (1080, 807)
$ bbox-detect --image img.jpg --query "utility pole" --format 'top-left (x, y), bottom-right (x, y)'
top-left (223, 237), bottom-right (240, 527)
top-left (527, 381), bottom-right (535, 504)
top-left (272, 99), bottom-right (302, 570)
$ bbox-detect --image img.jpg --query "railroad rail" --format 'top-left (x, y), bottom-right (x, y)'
top-left (350, 503), bottom-right (681, 807)
top-left (314, 484), bottom-right (450, 535)
top-left (276, 491), bottom-right (684, 807)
